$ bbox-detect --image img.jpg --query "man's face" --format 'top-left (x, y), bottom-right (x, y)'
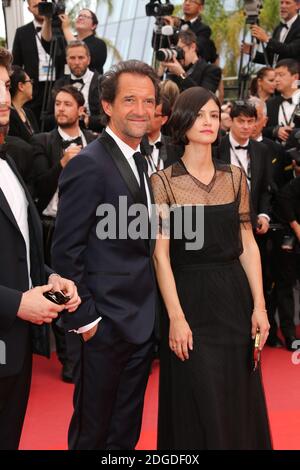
top-left (67, 47), bottom-right (90, 77)
top-left (55, 91), bottom-right (83, 128)
top-left (280, 0), bottom-right (299, 21)
top-left (75, 9), bottom-right (96, 33)
top-left (102, 73), bottom-right (156, 149)
top-left (27, 0), bottom-right (44, 23)
top-left (183, 0), bottom-right (203, 18)
top-left (148, 103), bottom-right (168, 137)
top-left (231, 114), bottom-right (256, 142)
top-left (177, 39), bottom-right (196, 66)
top-left (275, 66), bottom-right (298, 93)
top-left (0, 66), bottom-right (11, 128)
top-left (251, 106), bottom-right (268, 140)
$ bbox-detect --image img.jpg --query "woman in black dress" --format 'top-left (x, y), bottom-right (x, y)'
top-left (151, 87), bottom-right (272, 450)
top-left (9, 65), bottom-right (39, 143)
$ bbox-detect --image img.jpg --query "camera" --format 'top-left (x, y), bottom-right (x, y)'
top-left (146, 0), bottom-right (174, 18)
top-left (156, 46), bottom-right (184, 62)
top-left (38, 0), bottom-right (66, 18)
top-left (244, 0), bottom-right (264, 25)
top-left (285, 129), bottom-right (300, 165)
top-left (43, 290), bottom-right (70, 305)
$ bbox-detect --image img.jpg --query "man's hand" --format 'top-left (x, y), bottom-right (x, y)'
top-left (17, 285), bottom-right (65, 325)
top-left (58, 13), bottom-right (71, 31)
top-left (256, 216), bottom-right (269, 235)
top-left (162, 58), bottom-right (185, 77)
top-left (48, 274), bottom-right (81, 312)
top-left (277, 125), bottom-right (293, 142)
top-left (60, 144), bottom-right (82, 168)
top-left (82, 324), bottom-right (98, 342)
top-left (292, 160), bottom-right (300, 176)
top-left (251, 25), bottom-right (270, 43)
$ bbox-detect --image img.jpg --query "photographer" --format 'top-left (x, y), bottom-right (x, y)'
top-left (243, 0), bottom-right (300, 67)
top-left (161, 29), bottom-right (221, 93)
top-left (278, 175), bottom-right (300, 241)
top-left (164, 0), bottom-right (217, 63)
top-left (42, 8), bottom-right (107, 75)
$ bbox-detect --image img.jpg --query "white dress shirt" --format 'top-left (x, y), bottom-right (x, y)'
top-left (0, 158), bottom-right (31, 288)
top-left (147, 133), bottom-right (165, 176)
top-left (278, 89), bottom-right (300, 127)
top-left (279, 14), bottom-right (298, 42)
top-left (76, 126), bottom-right (152, 334)
top-left (70, 68), bottom-right (94, 115)
top-left (33, 20), bottom-right (56, 82)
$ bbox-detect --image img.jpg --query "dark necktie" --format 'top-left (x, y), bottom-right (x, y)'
top-left (281, 96), bottom-right (293, 105)
top-left (61, 136), bottom-right (83, 150)
top-left (279, 22), bottom-right (288, 30)
top-left (35, 26), bottom-right (42, 33)
top-left (133, 151), bottom-right (148, 208)
top-left (181, 20), bottom-right (191, 29)
top-left (149, 141), bottom-right (163, 154)
top-left (235, 145), bottom-right (249, 151)
top-left (0, 144), bottom-right (7, 160)
top-left (70, 78), bottom-right (84, 86)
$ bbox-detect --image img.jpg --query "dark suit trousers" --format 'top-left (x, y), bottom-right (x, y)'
top-left (68, 316), bottom-right (154, 450)
top-left (0, 344), bottom-right (32, 450)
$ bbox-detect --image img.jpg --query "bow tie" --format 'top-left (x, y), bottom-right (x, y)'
top-left (61, 136), bottom-right (83, 150)
top-left (149, 141), bottom-right (163, 152)
top-left (70, 78), bottom-right (84, 86)
top-left (0, 144), bottom-right (7, 160)
top-left (279, 22), bottom-right (288, 29)
top-left (181, 20), bottom-right (192, 29)
top-left (235, 145), bottom-right (249, 151)
top-left (35, 26), bottom-right (42, 33)
top-left (281, 96), bottom-right (293, 104)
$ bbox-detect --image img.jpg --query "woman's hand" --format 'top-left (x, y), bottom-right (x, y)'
top-left (169, 316), bottom-right (193, 361)
top-left (251, 307), bottom-right (270, 350)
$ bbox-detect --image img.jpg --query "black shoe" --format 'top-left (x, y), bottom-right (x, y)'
top-left (266, 336), bottom-right (284, 348)
top-left (284, 336), bottom-right (300, 352)
top-left (61, 362), bottom-right (74, 383)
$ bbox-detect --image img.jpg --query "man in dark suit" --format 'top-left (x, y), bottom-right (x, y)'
top-left (264, 59), bottom-right (300, 142)
top-left (52, 60), bottom-right (159, 450)
top-left (164, 30), bottom-right (221, 93)
top-left (217, 101), bottom-right (272, 232)
top-left (141, 95), bottom-right (183, 175)
top-left (243, 0), bottom-right (300, 67)
top-left (43, 41), bottom-right (102, 132)
top-left (32, 85), bottom-right (97, 382)
top-left (0, 47), bottom-right (80, 450)
top-left (12, 0), bottom-right (63, 122)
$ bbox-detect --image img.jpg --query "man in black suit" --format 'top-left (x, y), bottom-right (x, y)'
top-left (264, 59), bottom-right (300, 142)
top-left (32, 85), bottom-right (96, 381)
top-left (0, 47), bottom-right (80, 450)
top-left (12, 0), bottom-right (63, 122)
top-left (43, 40), bottom-right (102, 132)
top-left (164, 30), bottom-right (221, 93)
top-left (141, 95), bottom-right (183, 175)
top-left (217, 101), bottom-right (272, 232)
top-left (52, 60), bottom-right (159, 450)
top-left (243, 0), bottom-right (300, 67)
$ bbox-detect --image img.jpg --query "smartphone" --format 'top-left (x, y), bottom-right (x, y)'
top-left (43, 291), bottom-right (70, 305)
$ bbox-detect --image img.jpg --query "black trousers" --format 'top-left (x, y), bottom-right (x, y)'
top-left (0, 345), bottom-right (32, 450)
top-left (69, 317), bottom-right (154, 450)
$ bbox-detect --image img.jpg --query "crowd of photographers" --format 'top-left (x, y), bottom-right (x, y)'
top-left (3, 0), bottom-right (300, 383)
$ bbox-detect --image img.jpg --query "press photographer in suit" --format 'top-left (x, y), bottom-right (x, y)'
top-left (243, 0), bottom-right (300, 67)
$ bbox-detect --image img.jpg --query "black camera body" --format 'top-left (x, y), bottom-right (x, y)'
top-left (38, 0), bottom-right (66, 19)
top-left (244, 0), bottom-right (264, 25)
top-left (285, 129), bottom-right (300, 165)
top-left (156, 46), bottom-right (184, 62)
top-left (146, 0), bottom-right (174, 18)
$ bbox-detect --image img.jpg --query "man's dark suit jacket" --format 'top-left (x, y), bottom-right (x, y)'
top-left (0, 153), bottom-right (51, 378)
top-left (183, 17), bottom-right (217, 63)
top-left (52, 131), bottom-right (156, 344)
top-left (264, 95), bottom-right (300, 140)
top-left (254, 16), bottom-right (300, 65)
top-left (31, 128), bottom-right (97, 214)
top-left (43, 72), bottom-right (102, 132)
top-left (217, 135), bottom-right (272, 220)
top-left (140, 134), bottom-right (183, 169)
top-left (167, 58), bottom-right (221, 93)
top-left (12, 22), bottom-right (63, 94)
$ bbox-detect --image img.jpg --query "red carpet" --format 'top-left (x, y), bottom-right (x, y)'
top-left (19, 344), bottom-right (300, 450)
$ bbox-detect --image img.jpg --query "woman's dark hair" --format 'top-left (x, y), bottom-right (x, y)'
top-left (99, 60), bottom-right (160, 126)
top-left (10, 65), bottom-right (28, 98)
top-left (168, 87), bottom-right (221, 146)
top-left (53, 84), bottom-right (85, 107)
top-left (249, 67), bottom-right (274, 97)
